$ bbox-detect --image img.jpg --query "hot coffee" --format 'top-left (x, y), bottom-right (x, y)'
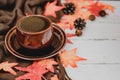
top-left (16, 15), bottom-right (52, 49)
top-left (18, 16), bottom-right (50, 32)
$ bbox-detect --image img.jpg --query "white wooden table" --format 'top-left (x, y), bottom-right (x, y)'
top-left (63, 1), bottom-right (120, 80)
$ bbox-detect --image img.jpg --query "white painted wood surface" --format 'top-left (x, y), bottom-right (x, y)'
top-left (63, 1), bottom-right (120, 80)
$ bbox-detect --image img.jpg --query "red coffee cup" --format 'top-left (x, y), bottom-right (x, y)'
top-left (15, 15), bottom-right (53, 49)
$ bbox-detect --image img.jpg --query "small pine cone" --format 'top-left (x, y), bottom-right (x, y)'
top-left (99, 10), bottom-right (107, 17)
top-left (62, 2), bottom-right (75, 15)
top-left (74, 18), bottom-right (86, 30)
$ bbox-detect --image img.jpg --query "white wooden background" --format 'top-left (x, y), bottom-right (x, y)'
top-left (63, 1), bottom-right (120, 80)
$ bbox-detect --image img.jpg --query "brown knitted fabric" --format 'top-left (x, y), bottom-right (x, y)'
top-left (0, 0), bottom-right (71, 80)
top-left (0, 0), bottom-right (63, 54)
top-left (0, 0), bottom-right (62, 35)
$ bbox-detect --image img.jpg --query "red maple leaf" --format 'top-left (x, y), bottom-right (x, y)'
top-left (87, 1), bottom-right (105, 16)
top-left (0, 61), bottom-right (18, 75)
top-left (15, 62), bottom-right (48, 80)
top-left (59, 48), bottom-right (86, 68)
top-left (38, 58), bottom-right (58, 72)
top-left (44, 0), bottom-right (64, 17)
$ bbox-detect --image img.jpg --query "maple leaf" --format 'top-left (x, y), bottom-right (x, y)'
top-left (0, 61), bottom-right (18, 75)
top-left (44, 0), bottom-right (64, 17)
top-left (86, 1), bottom-right (105, 16)
top-left (103, 4), bottom-right (114, 13)
top-left (51, 75), bottom-right (59, 80)
top-left (59, 48), bottom-right (86, 68)
top-left (68, 0), bottom-right (94, 8)
top-left (15, 61), bottom-right (48, 80)
top-left (38, 58), bottom-right (58, 72)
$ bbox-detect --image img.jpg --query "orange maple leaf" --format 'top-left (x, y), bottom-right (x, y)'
top-left (86, 1), bottom-right (114, 16)
top-left (15, 62), bottom-right (48, 80)
top-left (0, 61), bottom-right (18, 75)
top-left (44, 0), bottom-right (64, 17)
top-left (71, 0), bottom-right (94, 8)
top-left (103, 4), bottom-right (114, 13)
top-left (38, 58), bottom-right (58, 72)
top-left (59, 48), bottom-right (86, 68)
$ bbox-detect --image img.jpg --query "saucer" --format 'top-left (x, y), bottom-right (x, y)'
top-left (5, 24), bottom-right (66, 60)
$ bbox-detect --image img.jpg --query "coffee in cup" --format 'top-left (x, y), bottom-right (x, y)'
top-left (15, 15), bottom-right (53, 49)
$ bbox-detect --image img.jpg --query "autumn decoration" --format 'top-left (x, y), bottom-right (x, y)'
top-left (0, 0), bottom-right (114, 80)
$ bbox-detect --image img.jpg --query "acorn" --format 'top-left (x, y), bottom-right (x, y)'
top-left (99, 10), bottom-right (107, 17)
top-left (75, 29), bottom-right (82, 36)
top-left (89, 15), bottom-right (96, 21)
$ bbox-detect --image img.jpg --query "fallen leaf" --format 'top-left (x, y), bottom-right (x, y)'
top-left (103, 4), bottom-right (114, 13)
top-left (0, 61), bottom-right (18, 75)
top-left (87, 1), bottom-right (105, 16)
top-left (59, 48), bottom-right (86, 68)
top-left (69, 0), bottom-right (94, 8)
top-left (15, 61), bottom-right (48, 80)
top-left (38, 58), bottom-right (58, 72)
top-left (51, 75), bottom-right (59, 80)
top-left (44, 0), bottom-right (64, 17)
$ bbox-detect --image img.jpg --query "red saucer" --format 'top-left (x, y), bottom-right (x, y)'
top-left (5, 24), bottom-right (66, 60)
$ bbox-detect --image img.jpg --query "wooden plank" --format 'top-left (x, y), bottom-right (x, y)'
top-left (65, 40), bottom-right (120, 63)
top-left (61, 1), bottom-right (120, 80)
top-left (66, 65), bottom-right (120, 80)
top-left (64, 1), bottom-right (120, 64)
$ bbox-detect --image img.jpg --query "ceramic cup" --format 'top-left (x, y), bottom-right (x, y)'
top-left (15, 15), bottom-right (53, 49)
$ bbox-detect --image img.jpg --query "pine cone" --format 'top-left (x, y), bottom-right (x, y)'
top-left (74, 18), bottom-right (86, 30)
top-left (62, 2), bottom-right (75, 15)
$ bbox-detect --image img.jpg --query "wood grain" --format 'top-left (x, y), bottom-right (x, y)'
top-left (62, 1), bottom-right (120, 80)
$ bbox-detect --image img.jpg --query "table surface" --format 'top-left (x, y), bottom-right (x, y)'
top-left (63, 1), bottom-right (120, 80)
